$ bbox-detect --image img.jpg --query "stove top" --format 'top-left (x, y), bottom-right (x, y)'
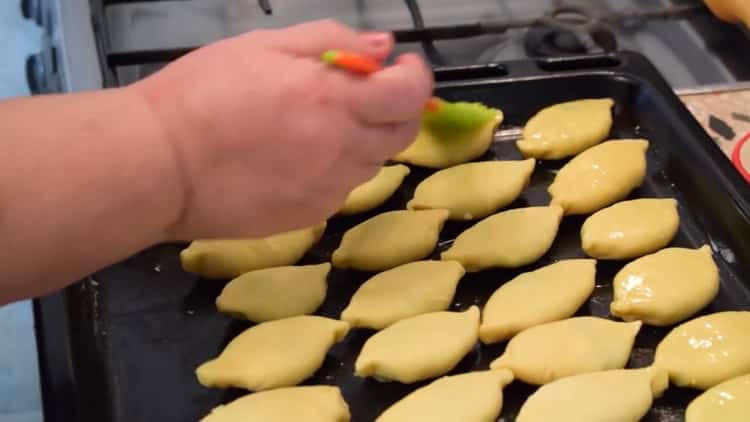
top-left (28, 0), bottom-right (750, 93)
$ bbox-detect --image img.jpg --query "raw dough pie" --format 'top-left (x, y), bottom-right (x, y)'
top-left (479, 259), bottom-right (596, 344)
top-left (548, 139), bottom-right (649, 215)
top-left (441, 205), bottom-right (563, 271)
top-left (341, 260), bottom-right (465, 330)
top-left (340, 165), bottom-right (410, 215)
top-left (610, 245), bottom-right (719, 326)
top-left (407, 159), bottom-right (535, 220)
top-left (490, 316), bottom-right (641, 385)
top-left (375, 369), bottom-right (514, 422)
top-left (516, 368), bottom-right (668, 422)
top-left (654, 311), bottom-right (750, 389)
top-left (196, 316), bottom-right (349, 391)
top-left (216, 263), bottom-right (331, 323)
top-left (201, 386), bottom-right (350, 422)
top-left (355, 306), bottom-right (480, 383)
top-left (180, 222), bottom-right (326, 279)
top-left (392, 112), bottom-right (503, 169)
top-left (332, 209), bottom-right (449, 271)
top-left (581, 198), bottom-right (680, 259)
top-left (686, 373), bottom-right (750, 422)
top-left (516, 98), bottom-right (614, 160)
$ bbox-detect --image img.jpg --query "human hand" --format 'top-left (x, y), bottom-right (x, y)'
top-left (133, 20), bottom-right (433, 240)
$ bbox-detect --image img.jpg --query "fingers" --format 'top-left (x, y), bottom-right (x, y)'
top-left (345, 53), bottom-right (434, 125)
top-left (271, 19), bottom-right (394, 59)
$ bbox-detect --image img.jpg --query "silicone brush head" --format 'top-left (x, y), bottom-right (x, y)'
top-left (423, 100), bottom-right (498, 132)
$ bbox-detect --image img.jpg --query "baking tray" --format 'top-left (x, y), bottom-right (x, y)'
top-left (35, 51), bottom-right (750, 422)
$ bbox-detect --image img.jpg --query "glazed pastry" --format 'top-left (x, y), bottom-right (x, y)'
top-left (355, 306), bottom-right (479, 383)
top-left (341, 260), bottom-right (465, 330)
top-left (216, 263), bottom-right (331, 323)
top-left (441, 205), bottom-right (563, 271)
top-left (654, 311), bottom-right (750, 389)
top-left (479, 259), bottom-right (596, 344)
top-left (686, 373), bottom-right (750, 422)
top-left (490, 316), bottom-right (641, 385)
top-left (610, 245), bottom-right (719, 326)
top-left (516, 368), bottom-right (668, 422)
top-left (201, 386), bottom-right (350, 422)
top-left (392, 112), bottom-right (503, 169)
top-left (581, 198), bottom-right (680, 259)
top-left (196, 316), bottom-right (349, 391)
top-left (375, 369), bottom-right (514, 422)
top-left (549, 139), bottom-right (649, 215)
top-left (180, 223), bottom-right (326, 279)
top-left (516, 98), bottom-right (614, 159)
top-left (407, 159), bottom-right (535, 220)
top-left (332, 209), bottom-right (449, 271)
top-left (340, 165), bottom-right (410, 215)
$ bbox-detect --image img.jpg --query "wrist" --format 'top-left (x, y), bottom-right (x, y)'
top-left (122, 84), bottom-right (191, 243)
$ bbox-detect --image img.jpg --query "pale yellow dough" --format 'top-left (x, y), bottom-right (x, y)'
top-left (441, 205), bottom-right (562, 271)
top-left (490, 316), bottom-right (641, 385)
top-left (654, 311), bottom-right (750, 389)
top-left (549, 139), bottom-right (649, 215)
top-left (181, 223), bottom-right (326, 279)
top-left (479, 259), bottom-right (596, 344)
top-left (582, 198), bottom-right (679, 259)
top-left (332, 209), bottom-right (449, 271)
top-left (216, 263), bottom-right (331, 323)
top-left (610, 245), bottom-right (719, 326)
top-left (517, 98), bottom-right (614, 160)
top-left (392, 113), bottom-right (503, 169)
top-left (201, 386), bottom-right (350, 422)
top-left (375, 369), bottom-right (514, 422)
top-left (355, 306), bottom-right (480, 383)
top-left (686, 373), bottom-right (750, 422)
top-left (340, 165), bottom-right (410, 215)
top-left (341, 260), bottom-right (465, 330)
top-left (407, 159), bottom-right (535, 220)
top-left (196, 316), bottom-right (349, 391)
top-left (516, 368), bottom-right (669, 422)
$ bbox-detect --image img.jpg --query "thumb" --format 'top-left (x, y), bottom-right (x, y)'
top-left (347, 53), bottom-right (434, 125)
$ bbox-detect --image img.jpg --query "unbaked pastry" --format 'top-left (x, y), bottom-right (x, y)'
top-left (216, 263), bottom-right (331, 322)
top-left (686, 373), bottom-right (750, 422)
top-left (181, 223), bottom-right (326, 279)
top-left (392, 113), bottom-right (503, 169)
top-left (610, 245), bottom-right (719, 326)
top-left (407, 159), bottom-right (535, 220)
top-left (441, 205), bottom-right (563, 271)
top-left (479, 259), bottom-right (596, 344)
top-left (201, 386), bottom-right (350, 422)
top-left (581, 198), bottom-right (679, 259)
top-left (516, 368), bottom-right (668, 422)
top-left (355, 306), bottom-right (479, 383)
top-left (549, 139), bottom-right (649, 215)
top-left (516, 98), bottom-right (614, 159)
top-left (375, 369), bottom-right (514, 422)
top-left (654, 311), bottom-right (750, 389)
top-left (332, 209), bottom-right (449, 271)
top-left (340, 165), bottom-right (410, 215)
top-left (490, 316), bottom-right (641, 385)
top-left (341, 260), bottom-right (465, 330)
top-left (196, 316), bottom-right (349, 391)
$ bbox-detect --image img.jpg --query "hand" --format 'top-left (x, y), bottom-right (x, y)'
top-left (133, 20), bottom-right (433, 240)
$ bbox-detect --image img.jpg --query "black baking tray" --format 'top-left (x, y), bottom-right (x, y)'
top-left (35, 51), bottom-right (750, 422)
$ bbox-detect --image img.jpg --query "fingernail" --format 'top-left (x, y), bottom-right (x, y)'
top-left (361, 32), bottom-right (392, 47)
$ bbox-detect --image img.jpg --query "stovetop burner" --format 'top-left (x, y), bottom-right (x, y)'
top-left (523, 6), bottom-right (618, 57)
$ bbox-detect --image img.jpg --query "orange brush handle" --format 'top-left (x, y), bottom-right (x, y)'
top-left (322, 50), bottom-right (441, 111)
